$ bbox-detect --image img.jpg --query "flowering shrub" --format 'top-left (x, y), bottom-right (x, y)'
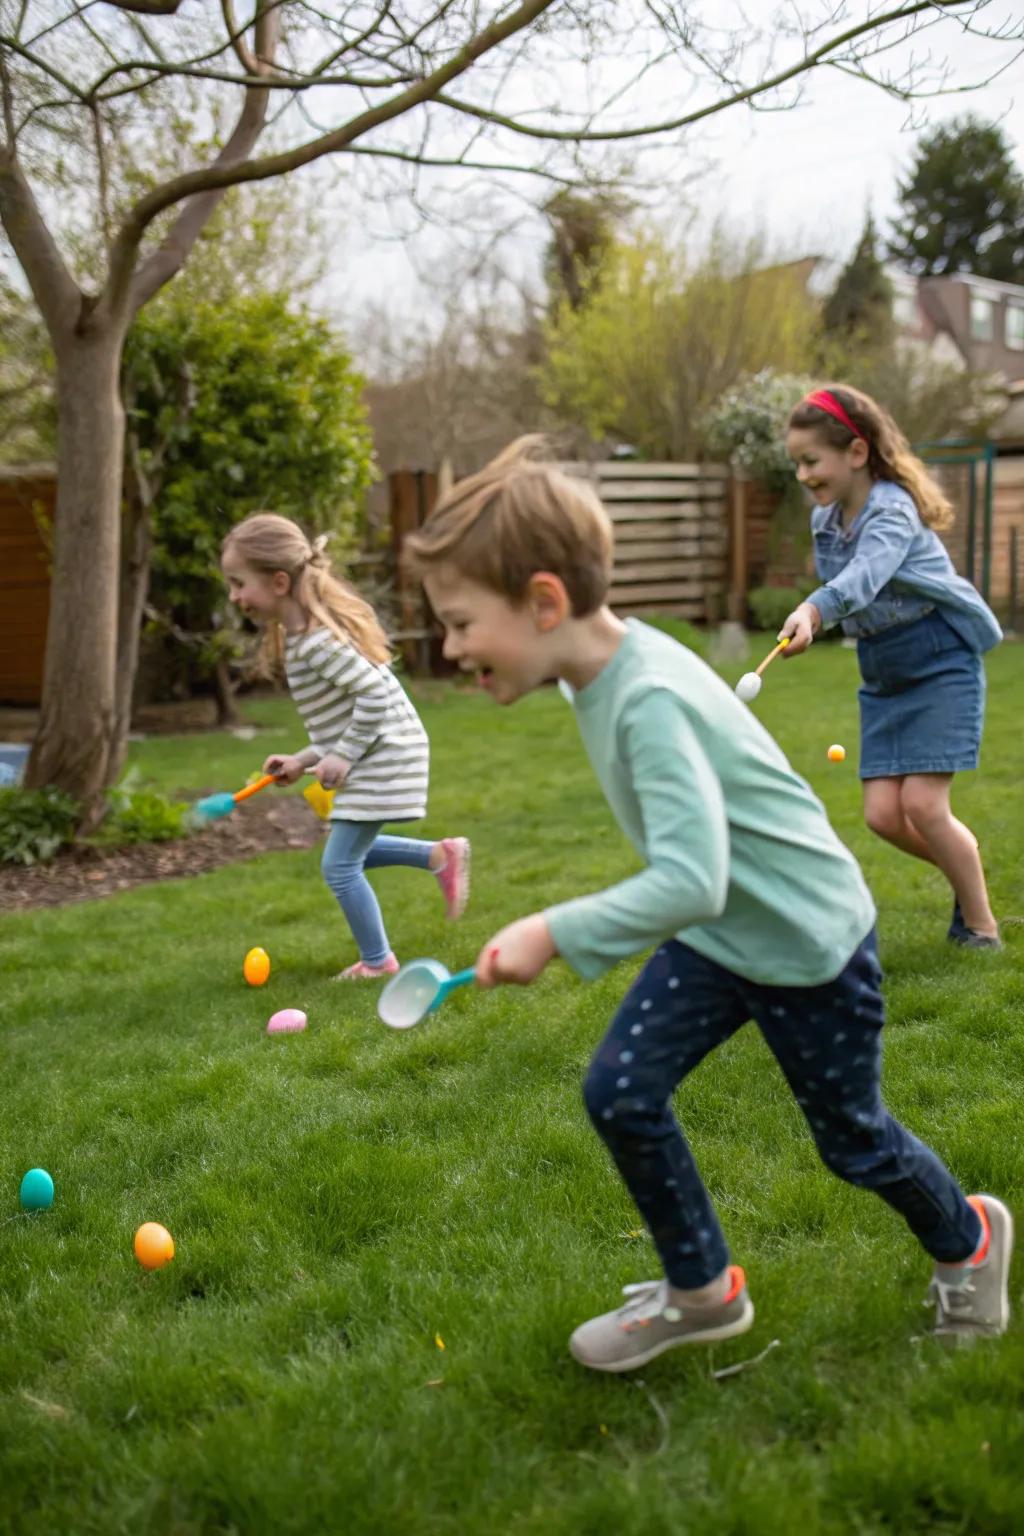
top-left (702, 370), bottom-right (815, 492)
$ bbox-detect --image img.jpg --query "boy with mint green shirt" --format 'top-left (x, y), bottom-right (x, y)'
top-left (548, 617), bottom-right (875, 985)
top-left (404, 441), bottom-right (1012, 1374)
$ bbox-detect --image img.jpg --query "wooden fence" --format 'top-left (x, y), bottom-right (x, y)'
top-left (905, 456), bottom-right (1024, 625)
top-left (3, 453), bottom-right (1021, 705)
top-left (990, 458), bottom-right (1024, 627)
top-left (561, 461), bottom-right (730, 622)
top-left (0, 465), bottom-right (54, 705)
top-left (381, 461), bottom-right (731, 668)
top-left (726, 454), bottom-right (1024, 628)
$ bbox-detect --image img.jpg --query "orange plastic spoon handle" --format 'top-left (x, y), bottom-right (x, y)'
top-left (232, 773), bottom-right (277, 804)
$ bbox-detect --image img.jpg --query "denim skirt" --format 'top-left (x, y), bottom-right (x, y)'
top-left (856, 610), bottom-right (985, 779)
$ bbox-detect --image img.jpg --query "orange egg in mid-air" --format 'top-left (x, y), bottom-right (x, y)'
top-left (134, 1222), bottom-right (175, 1270)
top-left (243, 946), bottom-right (271, 986)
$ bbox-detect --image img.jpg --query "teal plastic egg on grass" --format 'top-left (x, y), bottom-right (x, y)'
top-left (19, 1168), bottom-right (54, 1210)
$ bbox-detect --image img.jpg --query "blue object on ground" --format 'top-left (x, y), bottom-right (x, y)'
top-left (0, 744), bottom-right (31, 786)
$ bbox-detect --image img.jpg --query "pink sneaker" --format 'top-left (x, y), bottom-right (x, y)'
top-left (433, 837), bottom-right (471, 920)
top-left (333, 953), bottom-right (400, 981)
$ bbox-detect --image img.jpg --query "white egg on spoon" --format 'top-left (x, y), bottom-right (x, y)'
top-left (734, 637), bottom-right (790, 704)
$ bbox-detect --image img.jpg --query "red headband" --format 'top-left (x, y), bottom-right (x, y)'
top-left (802, 389), bottom-right (868, 443)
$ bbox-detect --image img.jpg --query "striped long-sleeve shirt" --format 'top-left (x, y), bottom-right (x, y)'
top-left (284, 628), bottom-right (429, 822)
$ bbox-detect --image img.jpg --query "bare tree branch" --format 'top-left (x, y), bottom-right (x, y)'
top-left (115, 0), bottom-right (560, 260)
top-left (0, 31), bottom-right (86, 103)
top-left (346, 140), bottom-right (591, 189)
top-left (430, 0), bottom-right (977, 142)
top-left (0, 54), bottom-right (81, 337)
top-left (4, 0), bottom-right (1018, 327)
top-left (124, 0), bottom-right (285, 315)
top-left (91, 100), bottom-right (112, 253)
top-left (80, 63), bottom-right (416, 106)
top-left (221, 0), bottom-right (258, 74)
top-left (833, 43), bottom-right (1024, 101)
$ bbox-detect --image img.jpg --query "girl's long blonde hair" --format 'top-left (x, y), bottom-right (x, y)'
top-left (222, 512), bottom-right (391, 674)
top-left (788, 383), bottom-right (953, 531)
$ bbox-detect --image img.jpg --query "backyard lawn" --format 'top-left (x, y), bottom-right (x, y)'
top-left (2, 636), bottom-right (1022, 1535)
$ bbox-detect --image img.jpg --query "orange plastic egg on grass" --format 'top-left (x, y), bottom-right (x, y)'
top-left (243, 946), bottom-right (271, 986)
top-left (134, 1222), bottom-right (175, 1270)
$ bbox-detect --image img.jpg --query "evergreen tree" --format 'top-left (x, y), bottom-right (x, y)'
top-left (823, 215), bottom-right (894, 341)
top-left (542, 190), bottom-right (627, 312)
top-left (887, 116), bottom-right (1024, 281)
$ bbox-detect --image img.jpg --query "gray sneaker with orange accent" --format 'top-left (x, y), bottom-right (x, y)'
top-left (569, 1265), bottom-right (754, 1373)
top-left (927, 1194), bottom-right (1014, 1343)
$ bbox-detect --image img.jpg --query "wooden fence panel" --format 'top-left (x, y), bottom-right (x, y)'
top-left (739, 454), bottom-right (1024, 624)
top-left (388, 468), bottom-right (440, 672)
top-left (385, 460), bottom-right (731, 639)
top-left (929, 457), bottom-right (1024, 617)
top-left (561, 461), bottom-right (730, 622)
top-left (989, 458), bottom-right (1024, 620)
top-left (0, 467), bottom-right (55, 705)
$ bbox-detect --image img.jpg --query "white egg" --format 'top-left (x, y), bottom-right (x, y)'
top-left (735, 672), bottom-right (762, 702)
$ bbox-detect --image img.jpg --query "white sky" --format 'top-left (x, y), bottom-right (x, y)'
top-left (321, 6), bottom-right (1024, 331)
top-left (2, 2), bottom-right (1019, 338)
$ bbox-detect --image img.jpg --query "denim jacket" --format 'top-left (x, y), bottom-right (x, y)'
top-left (806, 480), bottom-right (1002, 653)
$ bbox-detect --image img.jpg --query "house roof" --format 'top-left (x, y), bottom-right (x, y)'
top-left (923, 272), bottom-right (1024, 301)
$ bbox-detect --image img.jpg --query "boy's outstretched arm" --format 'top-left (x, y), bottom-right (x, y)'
top-left (474, 688), bottom-right (730, 988)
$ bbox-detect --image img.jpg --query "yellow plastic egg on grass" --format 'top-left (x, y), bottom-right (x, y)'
top-left (243, 946), bottom-right (271, 986)
top-left (134, 1222), bottom-right (175, 1270)
top-left (827, 744), bottom-right (846, 763)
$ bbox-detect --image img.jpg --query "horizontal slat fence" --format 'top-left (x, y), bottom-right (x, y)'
top-left (8, 450), bottom-right (1016, 705)
top-left (560, 461), bottom-right (729, 622)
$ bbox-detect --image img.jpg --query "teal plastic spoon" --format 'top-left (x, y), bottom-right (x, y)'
top-left (378, 959), bottom-right (478, 1030)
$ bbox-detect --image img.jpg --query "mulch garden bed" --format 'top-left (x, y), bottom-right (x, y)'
top-left (0, 797), bottom-right (324, 915)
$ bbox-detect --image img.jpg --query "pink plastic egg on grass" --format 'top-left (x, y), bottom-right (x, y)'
top-left (267, 1008), bottom-right (307, 1035)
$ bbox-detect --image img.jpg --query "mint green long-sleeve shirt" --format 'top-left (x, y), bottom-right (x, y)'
top-left (544, 620), bottom-right (876, 987)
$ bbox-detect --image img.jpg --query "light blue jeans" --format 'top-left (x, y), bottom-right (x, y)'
top-left (321, 821), bottom-right (434, 965)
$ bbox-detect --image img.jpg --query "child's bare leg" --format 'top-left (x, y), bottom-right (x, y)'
top-left (863, 777), bottom-right (935, 861)
top-left (900, 773), bottom-right (997, 936)
top-left (864, 777), bottom-right (982, 868)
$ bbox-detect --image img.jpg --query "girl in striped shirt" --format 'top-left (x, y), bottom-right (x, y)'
top-left (221, 512), bottom-right (469, 979)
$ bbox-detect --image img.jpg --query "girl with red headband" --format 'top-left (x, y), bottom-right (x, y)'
top-left (780, 384), bottom-right (1002, 949)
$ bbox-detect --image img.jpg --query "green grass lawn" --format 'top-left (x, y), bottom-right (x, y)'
top-left (2, 637), bottom-right (1022, 1535)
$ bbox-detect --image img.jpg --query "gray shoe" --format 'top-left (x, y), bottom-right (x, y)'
top-left (949, 927), bottom-right (1003, 950)
top-left (569, 1266), bottom-right (754, 1373)
top-left (927, 1195), bottom-right (1014, 1343)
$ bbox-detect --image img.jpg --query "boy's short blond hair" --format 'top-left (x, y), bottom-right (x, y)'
top-left (402, 436), bottom-right (614, 615)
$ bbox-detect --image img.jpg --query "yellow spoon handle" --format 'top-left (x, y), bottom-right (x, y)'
top-left (755, 636), bottom-right (790, 677)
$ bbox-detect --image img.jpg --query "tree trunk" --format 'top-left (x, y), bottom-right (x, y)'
top-left (112, 488), bottom-right (153, 778)
top-left (212, 658), bottom-right (241, 726)
top-left (25, 324), bottom-right (126, 827)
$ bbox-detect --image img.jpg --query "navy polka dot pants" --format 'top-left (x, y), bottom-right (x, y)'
top-left (583, 929), bottom-right (981, 1288)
